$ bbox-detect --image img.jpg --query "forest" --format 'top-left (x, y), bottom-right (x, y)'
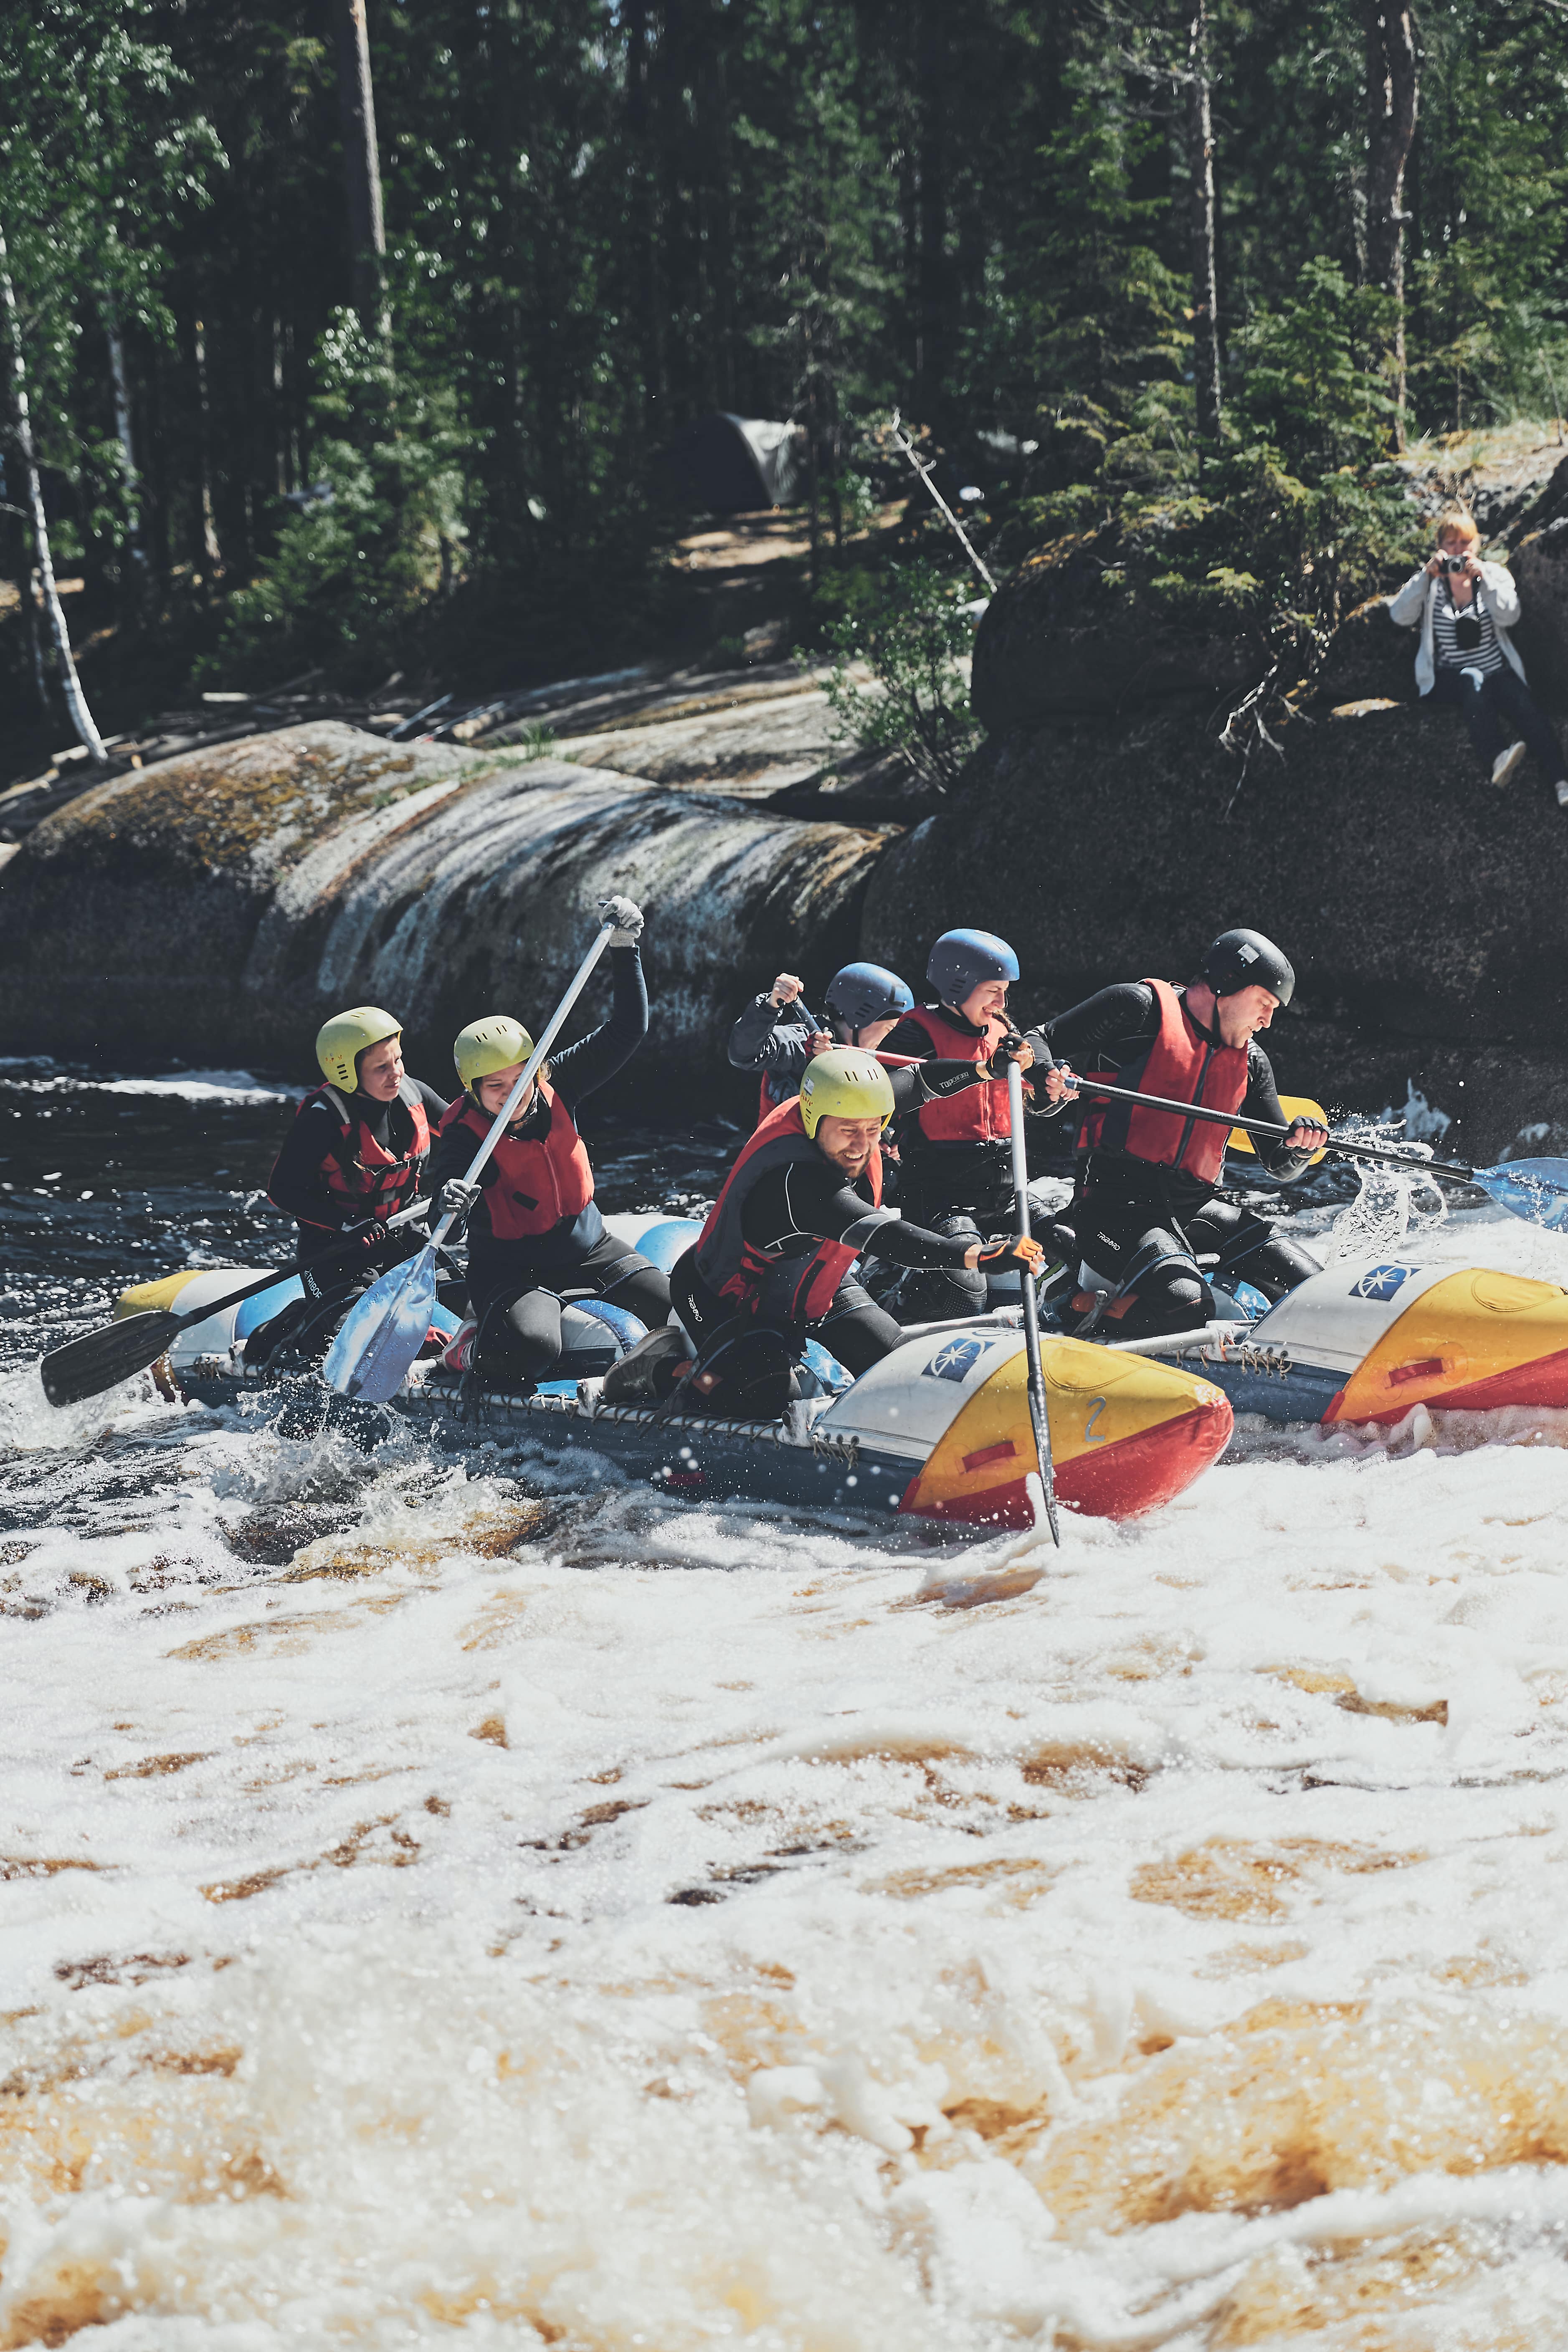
top-left (3, 0), bottom-right (1565, 765)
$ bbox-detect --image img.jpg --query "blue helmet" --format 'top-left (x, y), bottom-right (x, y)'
top-left (824, 961), bottom-right (914, 1034)
top-left (927, 928), bottom-right (1019, 1007)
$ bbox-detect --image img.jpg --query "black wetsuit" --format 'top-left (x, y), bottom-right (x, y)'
top-left (727, 992), bottom-right (824, 1113)
top-left (267, 1077), bottom-right (449, 1296)
top-left (1045, 982), bottom-right (1321, 1336)
top-left (426, 946), bottom-right (670, 1381)
top-left (671, 1153), bottom-right (980, 1376)
top-left (876, 1010), bottom-right (1063, 1323)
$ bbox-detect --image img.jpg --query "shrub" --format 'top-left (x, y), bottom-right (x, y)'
top-left (821, 561), bottom-right (981, 791)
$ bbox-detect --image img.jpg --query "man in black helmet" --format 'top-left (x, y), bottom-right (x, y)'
top-left (1043, 930), bottom-right (1330, 1339)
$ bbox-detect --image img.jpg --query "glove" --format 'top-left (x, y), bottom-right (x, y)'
top-left (985, 1030), bottom-right (1028, 1075)
top-left (975, 1235), bottom-right (1046, 1277)
top-left (347, 1217), bottom-right (390, 1253)
top-left (598, 895), bottom-right (644, 946)
top-left (437, 1178), bottom-right (482, 1224)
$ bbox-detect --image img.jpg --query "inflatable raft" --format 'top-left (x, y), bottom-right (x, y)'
top-left (116, 1226), bottom-right (1232, 1529)
top-left (1113, 1251), bottom-right (1568, 1427)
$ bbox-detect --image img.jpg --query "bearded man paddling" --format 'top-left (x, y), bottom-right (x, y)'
top-left (1044, 929), bottom-right (1330, 1339)
top-left (666, 1049), bottom-right (1043, 1418)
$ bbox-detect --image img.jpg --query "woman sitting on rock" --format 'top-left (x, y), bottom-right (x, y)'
top-left (430, 897), bottom-right (671, 1385)
top-left (1388, 505), bottom-right (1568, 810)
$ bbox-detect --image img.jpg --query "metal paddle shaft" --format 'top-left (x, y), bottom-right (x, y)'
top-left (1075, 1081), bottom-right (1568, 1227)
top-left (1006, 1056), bottom-right (1061, 1548)
top-left (324, 920), bottom-right (620, 1402)
top-left (40, 1199), bottom-right (432, 1408)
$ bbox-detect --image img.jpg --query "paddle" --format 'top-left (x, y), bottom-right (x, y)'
top-left (1075, 1080), bottom-right (1568, 1229)
top-left (323, 917), bottom-right (620, 1403)
top-left (40, 1199), bottom-right (432, 1409)
top-left (1006, 1055), bottom-right (1061, 1548)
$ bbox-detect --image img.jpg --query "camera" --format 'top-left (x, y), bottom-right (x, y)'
top-left (1443, 555), bottom-right (1469, 573)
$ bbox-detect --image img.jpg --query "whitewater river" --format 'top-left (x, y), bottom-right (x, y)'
top-left (4, 1062), bottom-right (1568, 2349)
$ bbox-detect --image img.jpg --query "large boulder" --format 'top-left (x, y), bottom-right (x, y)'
top-left (1309, 596), bottom-right (1417, 709)
top-left (0, 723), bottom-right (890, 1087)
top-left (1507, 518), bottom-right (1568, 710)
top-left (861, 699), bottom-right (1568, 1155)
top-left (972, 531), bottom-right (1268, 734)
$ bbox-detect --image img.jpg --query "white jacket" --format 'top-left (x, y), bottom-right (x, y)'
top-left (1387, 561), bottom-right (1525, 695)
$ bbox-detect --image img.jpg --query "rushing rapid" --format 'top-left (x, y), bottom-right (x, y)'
top-left (5, 1061), bottom-right (1568, 2348)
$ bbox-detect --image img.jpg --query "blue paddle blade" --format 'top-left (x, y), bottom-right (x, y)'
top-left (322, 1246), bottom-right (438, 1401)
top-left (1472, 1158), bottom-right (1568, 1231)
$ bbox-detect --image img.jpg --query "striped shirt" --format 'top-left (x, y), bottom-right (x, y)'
top-left (1434, 586), bottom-right (1505, 674)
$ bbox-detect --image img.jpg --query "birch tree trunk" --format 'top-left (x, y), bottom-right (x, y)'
top-left (1363, 0), bottom-right (1419, 441)
top-left (1186, 0), bottom-right (1223, 442)
top-left (193, 316), bottom-right (224, 576)
top-left (332, 0), bottom-right (389, 342)
top-left (0, 224), bottom-right (108, 761)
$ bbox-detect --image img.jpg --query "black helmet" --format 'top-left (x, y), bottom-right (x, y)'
top-left (1200, 928), bottom-right (1295, 1007)
top-left (824, 961), bottom-right (914, 1034)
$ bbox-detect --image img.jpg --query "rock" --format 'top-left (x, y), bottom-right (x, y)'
top-left (1308, 596), bottom-right (1416, 709)
top-left (0, 722), bottom-right (891, 1082)
top-left (766, 745), bottom-right (944, 825)
top-left (972, 532), bottom-right (1267, 734)
top-left (1506, 518), bottom-right (1568, 710)
top-left (860, 699), bottom-right (1568, 1156)
top-left (555, 685), bottom-right (846, 798)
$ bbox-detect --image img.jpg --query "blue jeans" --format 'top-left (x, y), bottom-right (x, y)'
top-left (1429, 663), bottom-right (1566, 786)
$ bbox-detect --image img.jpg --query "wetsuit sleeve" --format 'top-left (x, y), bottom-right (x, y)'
top-left (886, 1058), bottom-right (987, 1111)
top-left (413, 1079), bottom-right (450, 1122)
top-left (267, 1097), bottom-right (358, 1229)
top-left (727, 994), bottom-right (815, 1082)
top-left (741, 1161), bottom-right (975, 1270)
top-left (1244, 1044), bottom-right (1316, 1179)
top-left (546, 945), bottom-right (649, 1110)
top-left (1042, 983), bottom-right (1159, 1067)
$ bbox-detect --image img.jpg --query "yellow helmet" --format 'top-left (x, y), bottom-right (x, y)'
top-left (316, 1005), bottom-right (402, 1093)
top-left (798, 1047), bottom-right (894, 1139)
top-left (454, 1015), bottom-right (535, 1092)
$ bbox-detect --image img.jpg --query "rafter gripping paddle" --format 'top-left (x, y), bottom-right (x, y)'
top-left (1076, 1080), bottom-right (1568, 1229)
top-left (324, 920), bottom-right (619, 1403)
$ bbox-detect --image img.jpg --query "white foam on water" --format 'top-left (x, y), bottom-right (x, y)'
top-left (5, 1210), bottom-right (1568, 2344)
top-left (96, 1071), bottom-right (291, 1105)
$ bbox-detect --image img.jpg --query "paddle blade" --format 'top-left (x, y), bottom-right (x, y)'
top-left (1472, 1158), bottom-right (1568, 1231)
top-left (322, 1247), bottom-right (438, 1402)
top-left (40, 1310), bottom-right (181, 1408)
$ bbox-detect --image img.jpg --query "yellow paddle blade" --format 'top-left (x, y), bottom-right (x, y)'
top-left (1228, 1095), bottom-right (1328, 1165)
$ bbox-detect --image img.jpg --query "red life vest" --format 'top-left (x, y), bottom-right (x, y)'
top-left (1080, 978), bottom-right (1248, 1184)
top-left (438, 1083), bottom-right (595, 1241)
top-left (696, 1097), bottom-right (884, 1326)
top-left (901, 1006), bottom-right (1012, 1144)
top-left (297, 1078), bottom-right (430, 1227)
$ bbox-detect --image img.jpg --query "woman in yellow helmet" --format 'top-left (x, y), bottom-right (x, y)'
top-left (428, 897), bottom-right (671, 1384)
top-left (265, 1006), bottom-right (450, 1336)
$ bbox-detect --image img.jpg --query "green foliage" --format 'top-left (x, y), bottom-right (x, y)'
top-left (199, 308), bottom-right (471, 687)
top-left (821, 562), bottom-right (980, 790)
top-left (1232, 259), bottom-right (1396, 478)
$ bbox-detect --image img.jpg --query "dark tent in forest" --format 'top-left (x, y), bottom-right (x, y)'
top-left (655, 413), bottom-right (803, 512)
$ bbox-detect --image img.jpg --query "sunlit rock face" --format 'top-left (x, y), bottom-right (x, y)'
top-left (0, 724), bottom-right (889, 1082)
